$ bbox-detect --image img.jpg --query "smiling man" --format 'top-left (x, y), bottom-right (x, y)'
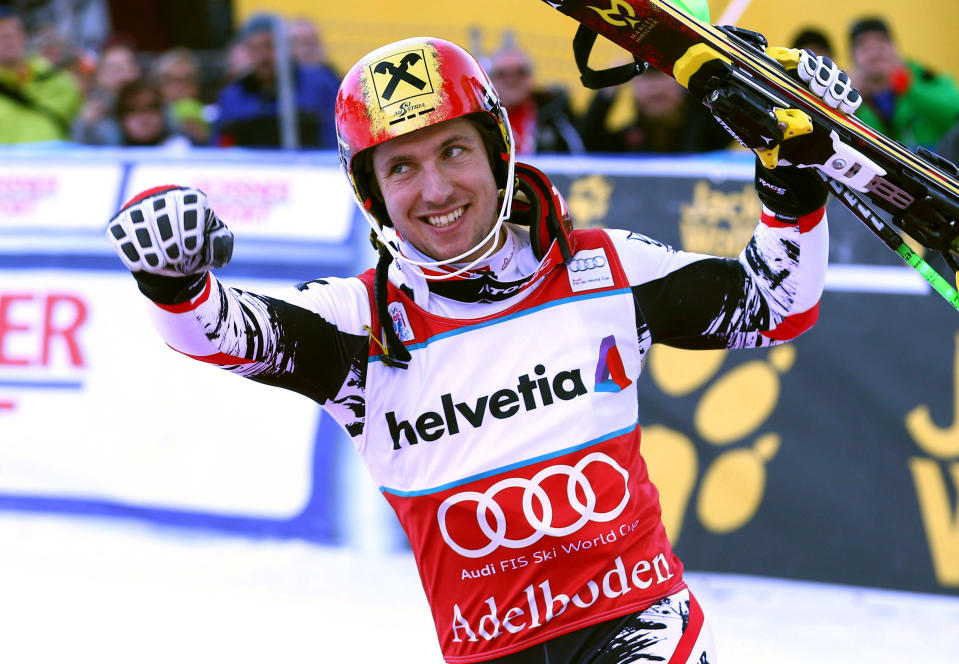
top-left (107, 37), bottom-right (860, 664)
top-left (371, 118), bottom-right (503, 264)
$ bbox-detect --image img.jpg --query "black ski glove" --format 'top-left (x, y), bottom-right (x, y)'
top-left (754, 159), bottom-right (828, 221)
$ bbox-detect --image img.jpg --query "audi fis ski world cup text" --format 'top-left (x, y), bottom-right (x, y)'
top-left (567, 249), bottom-right (615, 292)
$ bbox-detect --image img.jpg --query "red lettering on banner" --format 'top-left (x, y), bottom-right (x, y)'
top-left (42, 294), bottom-right (87, 366)
top-left (0, 175), bottom-right (58, 216)
top-left (0, 294), bottom-right (32, 365)
top-left (192, 178), bottom-right (291, 227)
top-left (0, 293), bottom-right (88, 367)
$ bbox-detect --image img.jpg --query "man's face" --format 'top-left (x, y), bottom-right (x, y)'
top-left (490, 50), bottom-right (533, 109)
top-left (0, 17), bottom-right (27, 70)
top-left (289, 20), bottom-right (323, 65)
top-left (97, 46), bottom-right (140, 94)
top-left (372, 117), bottom-right (501, 264)
top-left (158, 61), bottom-right (199, 103)
top-left (120, 89), bottom-right (165, 144)
top-left (245, 31), bottom-right (275, 82)
top-left (631, 69), bottom-right (685, 119)
top-left (852, 31), bottom-right (899, 79)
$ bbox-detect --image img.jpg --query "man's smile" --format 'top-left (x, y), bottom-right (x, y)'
top-left (422, 205), bottom-right (467, 228)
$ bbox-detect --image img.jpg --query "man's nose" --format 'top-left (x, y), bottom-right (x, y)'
top-left (420, 163), bottom-right (454, 204)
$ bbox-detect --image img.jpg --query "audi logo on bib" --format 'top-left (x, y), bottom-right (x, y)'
top-left (567, 255), bottom-right (607, 272)
top-left (437, 452), bottom-right (630, 558)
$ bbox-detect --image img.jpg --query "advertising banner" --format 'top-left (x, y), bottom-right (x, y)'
top-left (635, 291), bottom-right (958, 596)
top-left (0, 162), bottom-right (123, 230)
top-left (0, 270), bottom-right (320, 519)
top-left (1, 151), bottom-right (955, 597)
top-left (125, 162), bottom-right (353, 243)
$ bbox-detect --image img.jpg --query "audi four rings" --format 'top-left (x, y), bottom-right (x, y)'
top-left (567, 256), bottom-right (607, 272)
top-left (437, 452), bottom-right (630, 558)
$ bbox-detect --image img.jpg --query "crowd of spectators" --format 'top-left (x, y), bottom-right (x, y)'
top-left (2, 6), bottom-right (959, 160)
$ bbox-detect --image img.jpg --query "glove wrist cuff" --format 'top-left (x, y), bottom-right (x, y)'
top-left (133, 271), bottom-right (208, 305)
top-left (761, 205), bottom-right (826, 232)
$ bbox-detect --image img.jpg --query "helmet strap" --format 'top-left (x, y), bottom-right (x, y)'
top-left (371, 246), bottom-right (412, 370)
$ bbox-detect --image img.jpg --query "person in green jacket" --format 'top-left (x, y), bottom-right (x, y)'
top-left (0, 7), bottom-right (82, 144)
top-left (849, 16), bottom-right (959, 149)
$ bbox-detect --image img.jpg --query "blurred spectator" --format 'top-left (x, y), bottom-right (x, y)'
top-left (152, 47), bottom-right (209, 145)
top-left (93, 38), bottom-right (140, 97)
top-left (0, 6), bottom-right (82, 143)
top-left (849, 16), bottom-right (959, 148)
top-left (30, 22), bottom-right (97, 95)
top-left (154, 47), bottom-right (201, 104)
top-left (288, 15), bottom-right (340, 89)
top-left (489, 45), bottom-right (584, 154)
top-left (114, 79), bottom-right (189, 148)
top-left (579, 68), bottom-right (732, 153)
top-left (288, 17), bottom-right (327, 68)
top-left (213, 14), bottom-right (339, 148)
top-left (223, 35), bottom-right (253, 81)
top-left (72, 37), bottom-right (141, 144)
top-left (790, 27), bottom-right (834, 61)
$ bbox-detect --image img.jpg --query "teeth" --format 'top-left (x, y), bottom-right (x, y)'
top-left (425, 206), bottom-right (465, 228)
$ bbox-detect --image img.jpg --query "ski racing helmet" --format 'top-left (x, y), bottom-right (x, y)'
top-left (335, 36), bottom-right (516, 278)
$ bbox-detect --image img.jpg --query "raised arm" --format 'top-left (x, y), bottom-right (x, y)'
top-left (614, 159), bottom-right (829, 350)
top-left (106, 186), bottom-right (370, 407)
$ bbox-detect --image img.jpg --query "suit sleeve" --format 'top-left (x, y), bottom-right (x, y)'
top-left (607, 204), bottom-right (828, 350)
top-left (139, 273), bottom-right (372, 435)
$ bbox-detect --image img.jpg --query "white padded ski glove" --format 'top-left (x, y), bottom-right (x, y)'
top-left (107, 185), bottom-right (233, 277)
top-left (796, 50), bottom-right (863, 115)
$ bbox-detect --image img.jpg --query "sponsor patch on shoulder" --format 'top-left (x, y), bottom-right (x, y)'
top-left (387, 302), bottom-right (415, 342)
top-left (567, 248), bottom-right (615, 292)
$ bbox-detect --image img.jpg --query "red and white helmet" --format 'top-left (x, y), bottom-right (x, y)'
top-left (334, 37), bottom-right (516, 277)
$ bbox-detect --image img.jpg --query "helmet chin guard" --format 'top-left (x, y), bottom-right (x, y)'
top-left (335, 37), bottom-right (516, 280)
top-left (511, 162), bottom-right (574, 263)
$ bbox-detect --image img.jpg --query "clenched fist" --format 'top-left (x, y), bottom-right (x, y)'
top-left (106, 185), bottom-right (234, 277)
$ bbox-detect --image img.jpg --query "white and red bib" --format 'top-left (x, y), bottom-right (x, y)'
top-left (358, 230), bottom-right (684, 662)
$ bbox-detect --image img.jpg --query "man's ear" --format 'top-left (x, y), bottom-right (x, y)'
top-left (356, 150), bottom-right (382, 200)
top-left (355, 149), bottom-right (393, 227)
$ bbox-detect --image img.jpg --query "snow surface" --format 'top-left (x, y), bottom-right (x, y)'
top-left (1, 513), bottom-right (956, 663)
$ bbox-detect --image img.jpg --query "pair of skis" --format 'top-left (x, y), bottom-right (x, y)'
top-left (542, 0), bottom-right (959, 310)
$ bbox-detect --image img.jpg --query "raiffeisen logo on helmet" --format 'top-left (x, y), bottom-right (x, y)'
top-left (386, 364), bottom-right (588, 450)
top-left (369, 48), bottom-right (435, 113)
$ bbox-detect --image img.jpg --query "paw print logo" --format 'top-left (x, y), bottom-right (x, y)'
top-left (566, 174), bottom-right (613, 229)
top-left (904, 330), bottom-right (959, 587)
top-left (640, 343), bottom-right (796, 542)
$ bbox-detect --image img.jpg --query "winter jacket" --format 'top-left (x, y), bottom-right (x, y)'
top-left (213, 63), bottom-right (339, 148)
top-left (855, 60), bottom-right (959, 148)
top-left (0, 56), bottom-right (82, 144)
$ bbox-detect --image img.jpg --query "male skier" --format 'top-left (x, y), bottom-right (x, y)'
top-left (107, 37), bottom-right (860, 663)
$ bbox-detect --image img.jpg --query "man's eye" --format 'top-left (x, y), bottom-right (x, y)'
top-left (390, 163), bottom-right (409, 175)
top-left (445, 145), bottom-right (465, 158)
